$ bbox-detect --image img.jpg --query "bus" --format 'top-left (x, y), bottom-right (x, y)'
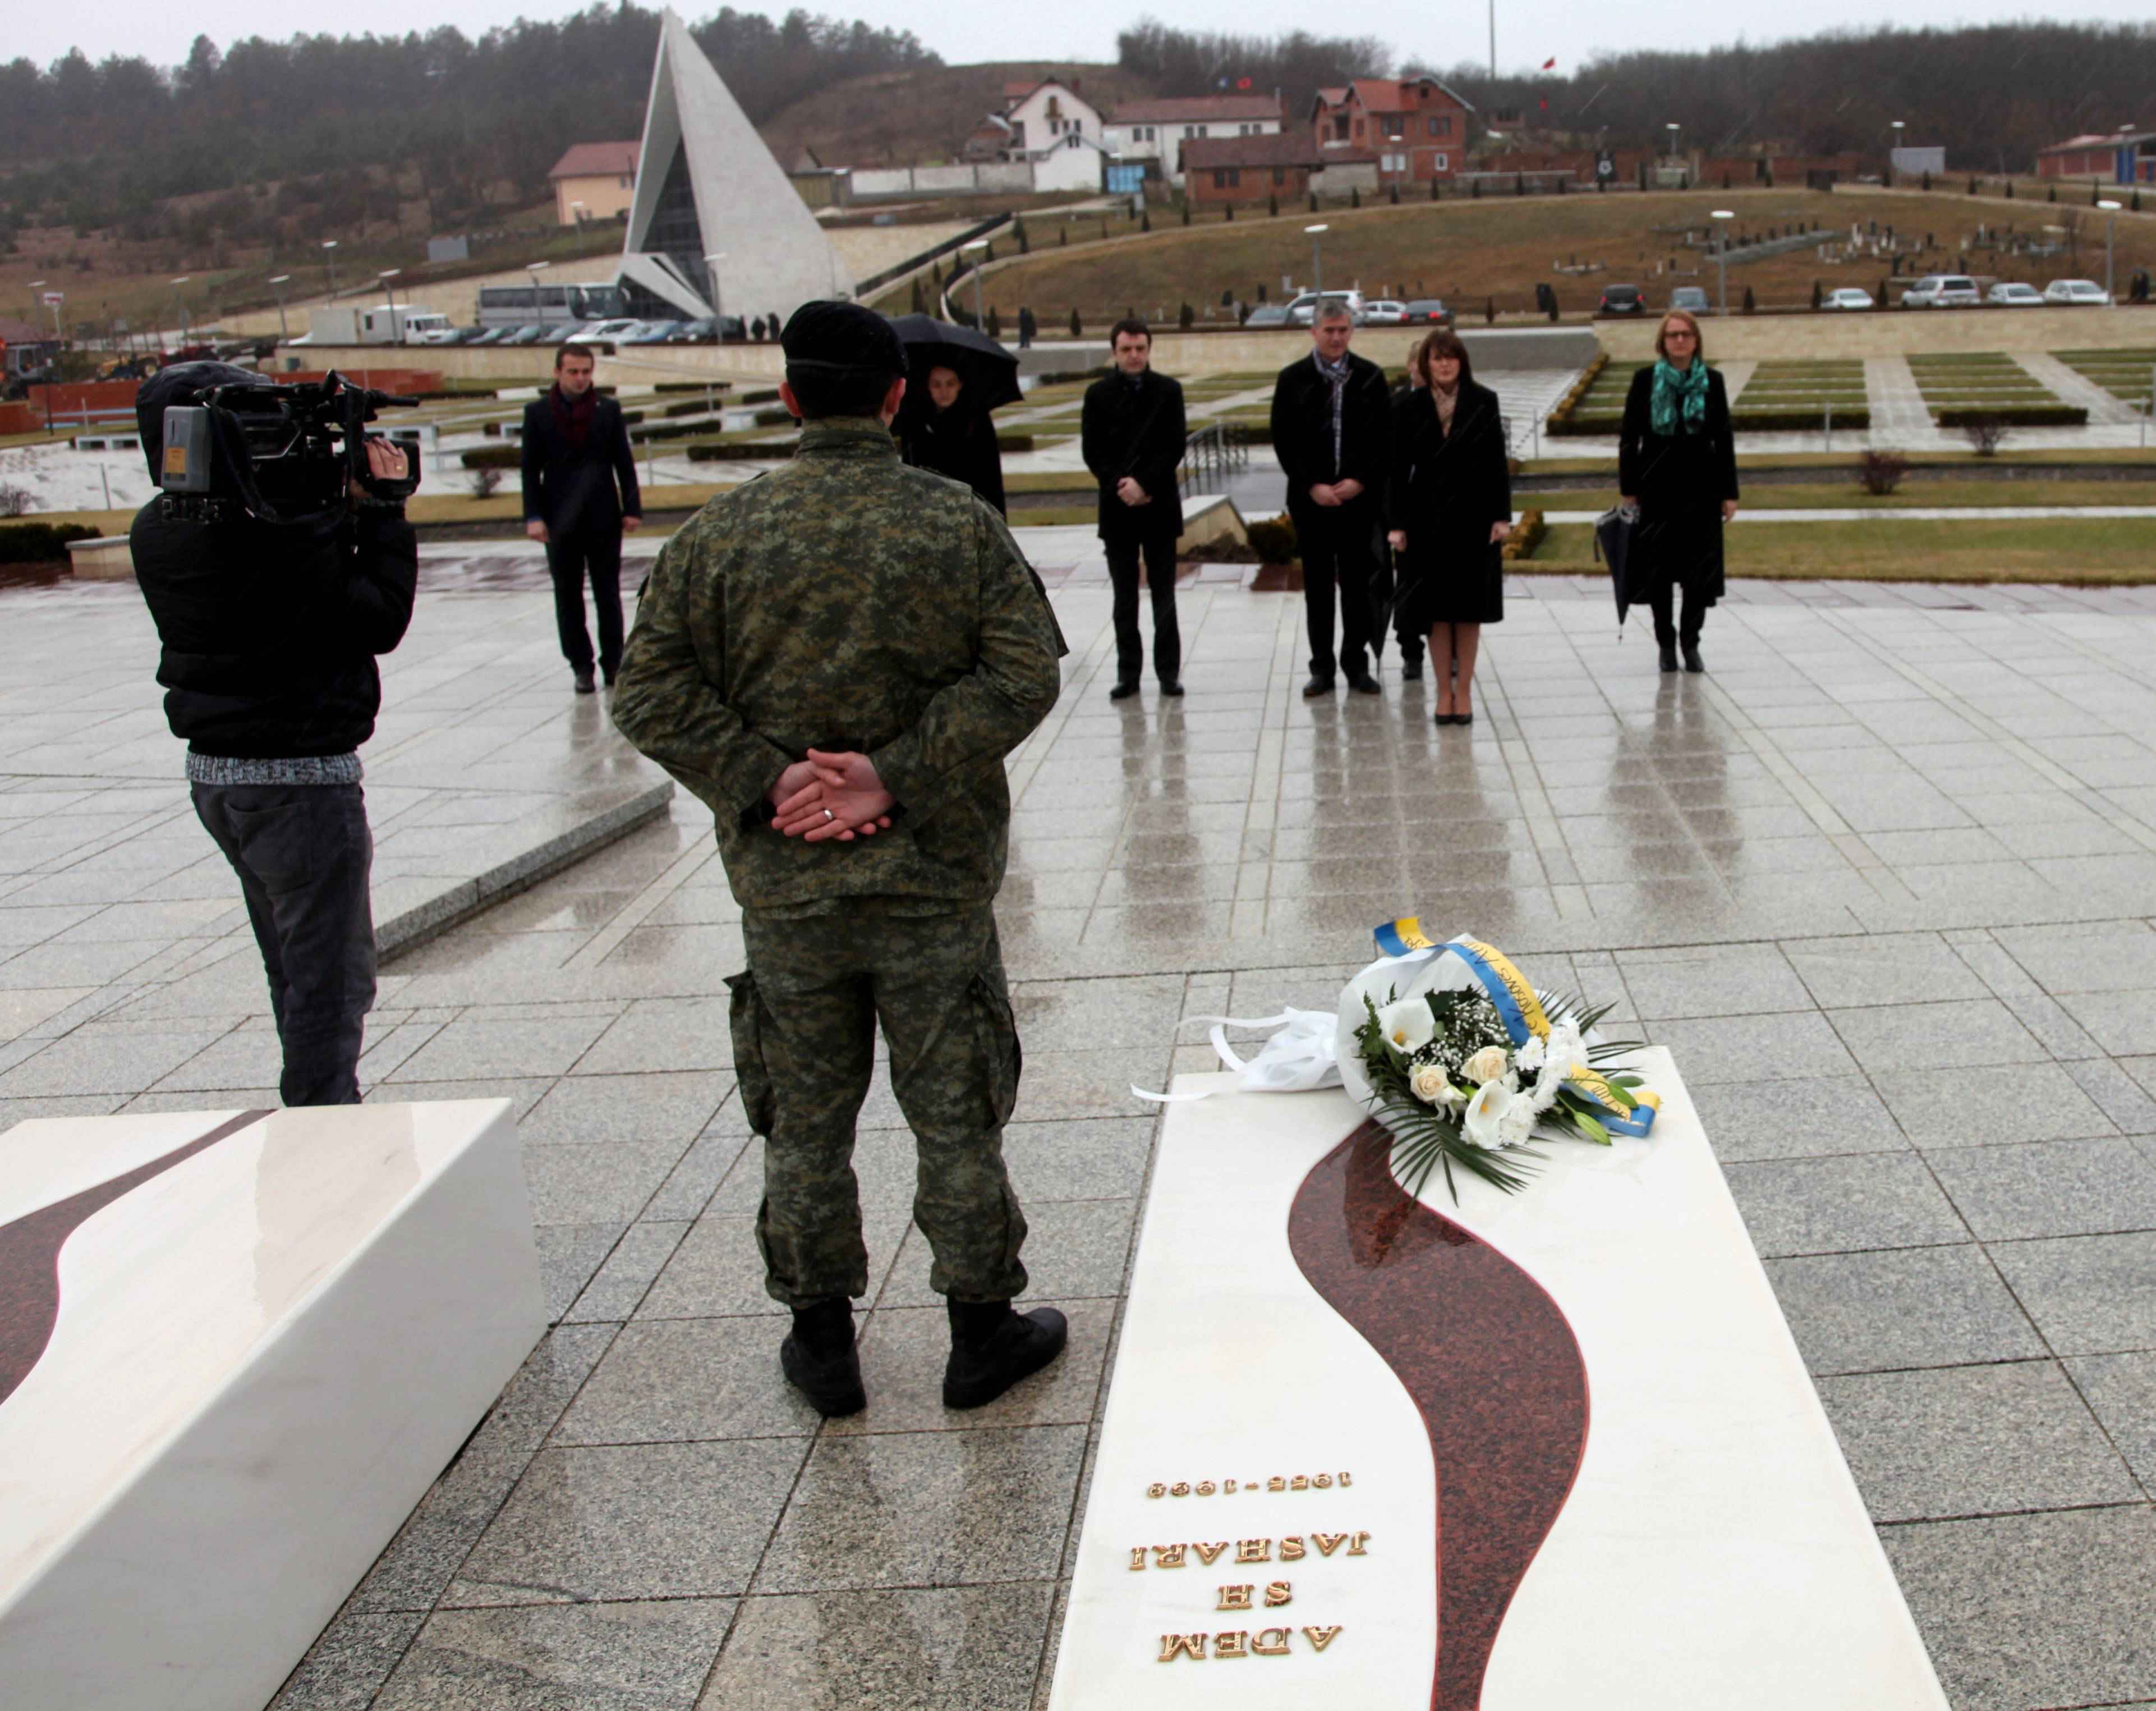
top-left (476, 281), bottom-right (629, 331)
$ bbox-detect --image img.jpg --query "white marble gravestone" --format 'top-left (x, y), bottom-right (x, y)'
top-left (0, 1100), bottom-right (544, 1710)
top-left (1049, 1049), bottom-right (1951, 1708)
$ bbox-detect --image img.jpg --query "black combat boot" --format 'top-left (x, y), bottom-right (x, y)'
top-left (780, 1296), bottom-right (865, 1418)
top-left (943, 1299), bottom-right (1068, 1410)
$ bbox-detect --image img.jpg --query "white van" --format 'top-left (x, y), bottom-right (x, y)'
top-left (1286, 290), bottom-right (1368, 325)
top-left (1900, 275), bottom-right (1980, 309)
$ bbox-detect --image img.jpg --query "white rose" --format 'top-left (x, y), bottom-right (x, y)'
top-left (1497, 1091), bottom-right (1537, 1148)
top-left (1409, 1063), bottom-right (1452, 1105)
top-left (1463, 1045), bottom-right (1510, 1085)
top-left (1462, 1079), bottom-right (1509, 1148)
top-left (1377, 997), bottom-right (1435, 1053)
top-left (1514, 1034), bottom-right (1546, 1072)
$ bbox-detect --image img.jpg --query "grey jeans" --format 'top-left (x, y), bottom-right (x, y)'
top-left (191, 782), bottom-right (376, 1106)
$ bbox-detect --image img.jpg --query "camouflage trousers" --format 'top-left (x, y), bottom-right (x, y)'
top-left (730, 902), bottom-right (1028, 1308)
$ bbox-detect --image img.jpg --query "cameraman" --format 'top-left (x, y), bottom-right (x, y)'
top-left (129, 363), bottom-right (418, 1107)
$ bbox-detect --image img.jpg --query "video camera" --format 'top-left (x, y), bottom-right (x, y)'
top-left (159, 369), bottom-right (421, 525)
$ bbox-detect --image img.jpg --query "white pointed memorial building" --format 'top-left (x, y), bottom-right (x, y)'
top-left (615, 10), bottom-right (852, 320)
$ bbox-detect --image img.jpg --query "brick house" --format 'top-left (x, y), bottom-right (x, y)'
top-left (1103, 94), bottom-right (1282, 187)
top-left (2037, 129), bottom-right (2156, 183)
top-left (1311, 77), bottom-right (1474, 186)
top-left (1180, 134), bottom-right (1376, 207)
top-left (548, 141), bottom-right (640, 226)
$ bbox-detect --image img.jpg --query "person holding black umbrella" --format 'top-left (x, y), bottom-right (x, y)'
top-left (1618, 309), bottom-right (1739, 673)
top-left (896, 364), bottom-right (1006, 516)
top-left (1081, 318), bottom-right (1187, 701)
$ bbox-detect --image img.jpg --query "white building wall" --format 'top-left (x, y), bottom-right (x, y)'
top-left (1029, 137), bottom-right (1104, 194)
top-left (1005, 82), bottom-right (1102, 157)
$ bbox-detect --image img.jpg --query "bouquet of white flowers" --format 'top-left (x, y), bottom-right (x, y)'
top-left (1337, 929), bottom-right (1658, 1200)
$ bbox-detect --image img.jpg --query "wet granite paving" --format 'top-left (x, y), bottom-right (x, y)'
top-left (7, 555), bottom-right (2156, 1710)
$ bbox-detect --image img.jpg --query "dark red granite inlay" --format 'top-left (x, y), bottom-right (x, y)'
top-left (0, 1110), bottom-right (269, 1411)
top-left (1286, 1119), bottom-right (1589, 1710)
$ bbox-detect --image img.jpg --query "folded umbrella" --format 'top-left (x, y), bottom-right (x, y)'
top-left (884, 313), bottom-right (1023, 412)
top-left (1594, 503), bottom-right (1639, 632)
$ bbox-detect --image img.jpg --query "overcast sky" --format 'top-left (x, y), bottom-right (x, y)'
top-left (19, 0), bottom-right (2154, 80)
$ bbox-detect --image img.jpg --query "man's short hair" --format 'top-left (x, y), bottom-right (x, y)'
top-left (557, 342), bottom-right (595, 370)
top-left (1109, 317), bottom-right (1152, 347)
top-left (1312, 299), bottom-right (1355, 326)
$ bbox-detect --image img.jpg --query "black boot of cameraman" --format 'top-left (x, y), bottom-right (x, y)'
top-left (129, 363), bottom-right (421, 1108)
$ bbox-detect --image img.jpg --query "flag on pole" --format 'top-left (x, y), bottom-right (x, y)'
top-left (1541, 56), bottom-right (1557, 68)
top-left (1236, 76), bottom-right (1253, 89)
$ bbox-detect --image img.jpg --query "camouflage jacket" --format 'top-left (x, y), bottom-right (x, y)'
top-left (611, 418), bottom-right (1065, 911)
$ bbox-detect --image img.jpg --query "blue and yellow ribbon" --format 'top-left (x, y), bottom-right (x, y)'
top-left (1372, 916), bottom-right (1437, 957)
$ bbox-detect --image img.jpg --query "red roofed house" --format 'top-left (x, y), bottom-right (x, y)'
top-left (959, 77), bottom-right (1106, 192)
top-left (1103, 93), bottom-right (1282, 187)
top-left (2036, 127), bottom-right (2156, 183)
top-left (1312, 77), bottom-right (1474, 187)
top-left (1181, 133), bottom-right (1376, 207)
top-left (549, 141), bottom-right (641, 225)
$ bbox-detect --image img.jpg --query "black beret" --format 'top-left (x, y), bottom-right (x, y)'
top-left (780, 301), bottom-right (907, 380)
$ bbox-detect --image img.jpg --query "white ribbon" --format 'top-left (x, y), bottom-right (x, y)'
top-left (1132, 1010), bottom-right (1344, 1103)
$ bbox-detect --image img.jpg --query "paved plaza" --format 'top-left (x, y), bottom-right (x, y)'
top-left (6, 550), bottom-right (2156, 1709)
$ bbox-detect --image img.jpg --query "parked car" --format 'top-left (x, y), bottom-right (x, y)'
top-left (1243, 304), bottom-right (1291, 328)
top-left (1821, 287), bottom-right (1874, 311)
top-left (1286, 289), bottom-right (1366, 325)
top-left (501, 324), bottom-right (551, 346)
top-left (1400, 299), bottom-right (1454, 327)
top-left (445, 324), bottom-right (487, 344)
top-left (619, 319), bottom-right (681, 344)
top-left (1669, 286), bottom-right (1710, 313)
top-left (1987, 282), bottom-right (2044, 306)
top-left (666, 317), bottom-right (718, 343)
top-left (465, 327), bottom-right (509, 346)
top-left (2044, 278), bottom-right (2112, 305)
top-left (1597, 283), bottom-right (1645, 316)
top-left (1901, 274), bottom-right (1982, 308)
top-left (1358, 299), bottom-right (1407, 325)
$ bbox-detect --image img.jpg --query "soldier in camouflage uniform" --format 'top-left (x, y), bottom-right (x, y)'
top-left (611, 302), bottom-right (1068, 1417)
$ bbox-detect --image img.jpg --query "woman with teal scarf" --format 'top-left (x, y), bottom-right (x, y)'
top-left (1618, 310), bottom-right (1739, 672)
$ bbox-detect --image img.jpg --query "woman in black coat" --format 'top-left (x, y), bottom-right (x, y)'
top-left (896, 364), bottom-right (1006, 516)
top-left (1385, 329), bottom-right (1513, 726)
top-left (1617, 309), bottom-right (1739, 673)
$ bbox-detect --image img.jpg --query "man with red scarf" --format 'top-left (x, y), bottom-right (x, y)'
top-left (520, 342), bottom-right (642, 692)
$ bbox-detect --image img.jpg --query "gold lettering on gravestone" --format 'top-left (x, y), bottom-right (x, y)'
top-left (1277, 1535), bottom-right (1306, 1561)
top-left (1235, 1539), bottom-right (1272, 1563)
top-left (1128, 1547), bottom-right (1148, 1572)
top-left (1311, 1531), bottom-right (1347, 1556)
top-left (1252, 1627), bottom-right (1292, 1655)
top-left (1158, 1634), bottom-right (1207, 1662)
top-left (1217, 1584), bottom-right (1254, 1611)
top-left (1170, 1483), bottom-right (1189, 1497)
top-left (1303, 1625), bottom-right (1343, 1653)
top-left (1152, 1544), bottom-right (1188, 1568)
top-left (1196, 1480), bottom-right (1216, 1495)
top-left (1213, 1630), bottom-right (1249, 1659)
top-left (1264, 1581), bottom-right (1294, 1607)
top-left (1290, 1474), bottom-right (1309, 1490)
top-left (1191, 1541), bottom-right (1230, 1565)
top-left (1347, 1531), bottom-right (1370, 1556)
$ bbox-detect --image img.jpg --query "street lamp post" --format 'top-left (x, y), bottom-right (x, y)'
top-left (1665, 122), bottom-right (1680, 185)
top-left (1887, 120), bottom-right (1905, 186)
top-left (267, 274), bottom-right (292, 341)
top-left (2098, 199), bottom-right (2122, 304)
top-left (1305, 223), bottom-right (1328, 299)
top-left (962, 239), bottom-right (989, 327)
top-left (170, 276), bottom-right (192, 345)
top-left (525, 259), bottom-right (552, 329)
top-left (1711, 208), bottom-right (1735, 316)
top-left (569, 200), bottom-right (587, 225)
top-left (378, 269), bottom-right (402, 341)
top-left (321, 239), bottom-right (341, 299)
top-left (703, 252), bottom-right (728, 324)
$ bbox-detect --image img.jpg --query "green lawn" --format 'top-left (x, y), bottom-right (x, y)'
top-left (1530, 515), bottom-right (2156, 581)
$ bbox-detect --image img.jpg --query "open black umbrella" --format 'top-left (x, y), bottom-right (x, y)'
top-left (884, 313), bottom-right (1023, 412)
top-left (1595, 502), bottom-right (1640, 632)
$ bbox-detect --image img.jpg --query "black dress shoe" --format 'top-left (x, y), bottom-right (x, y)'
top-left (1435, 710), bottom-right (1458, 726)
top-left (1108, 680), bottom-right (1141, 701)
top-left (1400, 654), bottom-right (1423, 681)
top-left (1657, 641), bottom-right (1678, 674)
top-left (944, 1300), bottom-right (1069, 1410)
top-left (573, 669), bottom-right (597, 695)
top-left (1159, 679), bottom-right (1185, 696)
top-left (1302, 675), bottom-right (1335, 698)
top-left (1455, 710), bottom-right (1474, 725)
top-left (1682, 643), bottom-right (1705, 674)
top-left (1347, 673), bottom-right (1382, 696)
top-left (780, 1297), bottom-right (866, 1418)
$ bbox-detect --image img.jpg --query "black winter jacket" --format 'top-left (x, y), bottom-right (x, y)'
top-left (130, 502), bottom-right (419, 758)
top-left (1270, 350), bottom-right (1392, 510)
top-left (1081, 369), bottom-right (1187, 543)
top-left (520, 389), bottom-right (641, 538)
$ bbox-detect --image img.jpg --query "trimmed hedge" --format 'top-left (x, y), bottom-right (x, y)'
top-left (655, 381), bottom-right (731, 394)
top-left (461, 444), bottom-right (520, 469)
top-left (1934, 405), bottom-right (2088, 427)
top-left (1245, 514), bottom-right (1298, 564)
top-left (0, 521), bottom-right (98, 563)
top-left (994, 433), bottom-right (1035, 453)
top-left (1543, 350), bottom-right (1611, 432)
top-left (664, 397), bottom-right (716, 418)
top-left (1500, 510), bottom-right (1547, 562)
top-left (751, 406), bottom-right (795, 426)
top-left (687, 439), bottom-right (801, 462)
top-left (740, 388), bottom-right (780, 405)
top-left (1546, 405), bottom-right (1873, 437)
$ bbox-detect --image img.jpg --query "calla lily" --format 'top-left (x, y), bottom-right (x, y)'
top-left (1376, 996), bottom-right (1435, 1053)
top-left (1463, 1079), bottom-right (1509, 1148)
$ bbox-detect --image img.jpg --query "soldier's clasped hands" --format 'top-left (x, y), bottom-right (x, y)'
top-left (770, 748), bottom-right (898, 843)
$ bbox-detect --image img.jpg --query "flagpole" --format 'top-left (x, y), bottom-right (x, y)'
top-left (1488, 0), bottom-right (1496, 79)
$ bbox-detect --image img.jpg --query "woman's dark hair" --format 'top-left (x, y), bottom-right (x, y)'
top-left (785, 366), bottom-right (902, 419)
top-left (1108, 316), bottom-right (1152, 348)
top-left (1415, 328), bottom-right (1473, 387)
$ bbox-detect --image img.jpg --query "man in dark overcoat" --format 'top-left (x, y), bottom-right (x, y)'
top-left (520, 342), bottom-right (641, 693)
top-left (1270, 300), bottom-right (1391, 696)
top-left (1080, 318), bottom-right (1187, 700)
